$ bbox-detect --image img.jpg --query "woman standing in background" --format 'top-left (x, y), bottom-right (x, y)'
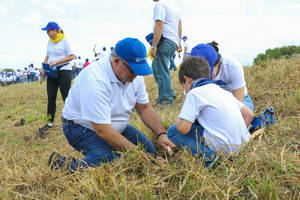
top-left (40, 21), bottom-right (75, 132)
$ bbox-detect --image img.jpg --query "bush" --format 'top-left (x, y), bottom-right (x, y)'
top-left (253, 45), bottom-right (300, 65)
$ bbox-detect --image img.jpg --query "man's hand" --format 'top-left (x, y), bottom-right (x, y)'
top-left (151, 47), bottom-right (157, 59)
top-left (158, 134), bottom-right (176, 151)
top-left (177, 44), bottom-right (182, 53)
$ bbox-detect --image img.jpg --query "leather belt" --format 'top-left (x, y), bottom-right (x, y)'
top-left (61, 117), bottom-right (74, 124)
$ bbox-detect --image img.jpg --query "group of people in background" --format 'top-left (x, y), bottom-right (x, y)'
top-left (0, 65), bottom-right (41, 87)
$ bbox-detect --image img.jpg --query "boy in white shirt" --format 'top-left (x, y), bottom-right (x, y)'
top-left (167, 56), bottom-right (254, 167)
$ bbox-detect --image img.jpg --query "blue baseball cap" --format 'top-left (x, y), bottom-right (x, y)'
top-left (191, 44), bottom-right (218, 78)
top-left (115, 38), bottom-right (152, 76)
top-left (182, 36), bottom-right (187, 39)
top-left (41, 22), bottom-right (60, 31)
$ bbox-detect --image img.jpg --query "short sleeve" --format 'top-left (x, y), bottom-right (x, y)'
top-left (63, 40), bottom-right (72, 56)
top-left (136, 77), bottom-right (149, 104)
top-left (80, 80), bottom-right (111, 124)
top-left (178, 91), bottom-right (203, 123)
top-left (229, 59), bottom-right (246, 90)
top-left (153, 3), bottom-right (166, 22)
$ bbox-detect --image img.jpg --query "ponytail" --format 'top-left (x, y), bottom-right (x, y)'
top-left (207, 41), bottom-right (219, 53)
top-left (207, 41), bottom-right (221, 66)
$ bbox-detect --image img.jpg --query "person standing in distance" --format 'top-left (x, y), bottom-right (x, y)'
top-left (151, 0), bottom-right (182, 108)
top-left (41, 22), bottom-right (75, 130)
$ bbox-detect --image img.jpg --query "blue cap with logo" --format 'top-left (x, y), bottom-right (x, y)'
top-left (191, 44), bottom-right (218, 78)
top-left (115, 38), bottom-right (152, 76)
top-left (182, 36), bottom-right (187, 40)
top-left (41, 22), bottom-right (60, 31)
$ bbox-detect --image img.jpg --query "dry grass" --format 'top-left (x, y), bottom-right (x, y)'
top-left (0, 56), bottom-right (299, 199)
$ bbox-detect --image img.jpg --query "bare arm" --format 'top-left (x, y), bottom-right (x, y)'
top-left (177, 20), bottom-right (182, 53)
top-left (240, 106), bottom-right (254, 127)
top-left (135, 102), bottom-right (176, 150)
top-left (232, 87), bottom-right (245, 102)
top-left (175, 118), bottom-right (192, 135)
top-left (151, 20), bottom-right (164, 58)
top-left (43, 56), bottom-right (49, 64)
top-left (49, 54), bottom-right (75, 67)
top-left (91, 122), bottom-right (136, 152)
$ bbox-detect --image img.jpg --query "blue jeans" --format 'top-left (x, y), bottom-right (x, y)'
top-left (169, 53), bottom-right (177, 71)
top-left (152, 38), bottom-right (177, 102)
top-left (244, 94), bottom-right (254, 112)
top-left (167, 124), bottom-right (218, 167)
top-left (61, 121), bottom-right (155, 171)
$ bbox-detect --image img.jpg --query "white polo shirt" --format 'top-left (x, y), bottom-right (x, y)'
top-left (213, 56), bottom-right (248, 94)
top-left (178, 83), bottom-right (250, 154)
top-left (153, 1), bottom-right (181, 45)
top-left (62, 57), bottom-right (150, 133)
top-left (46, 38), bottom-right (73, 71)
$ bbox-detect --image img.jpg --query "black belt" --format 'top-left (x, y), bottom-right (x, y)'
top-left (62, 117), bottom-right (74, 124)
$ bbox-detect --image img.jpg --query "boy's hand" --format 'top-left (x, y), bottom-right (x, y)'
top-left (158, 134), bottom-right (176, 151)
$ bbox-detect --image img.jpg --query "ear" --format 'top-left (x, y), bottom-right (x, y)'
top-left (183, 76), bottom-right (193, 84)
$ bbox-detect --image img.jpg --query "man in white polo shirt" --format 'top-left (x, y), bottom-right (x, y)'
top-left (49, 38), bottom-right (176, 171)
top-left (150, 0), bottom-right (182, 108)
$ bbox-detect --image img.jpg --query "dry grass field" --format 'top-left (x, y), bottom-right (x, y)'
top-left (0, 56), bottom-right (299, 199)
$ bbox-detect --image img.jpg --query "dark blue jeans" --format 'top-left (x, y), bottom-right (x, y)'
top-left (167, 123), bottom-right (218, 167)
top-left (61, 121), bottom-right (155, 171)
top-left (152, 38), bottom-right (177, 102)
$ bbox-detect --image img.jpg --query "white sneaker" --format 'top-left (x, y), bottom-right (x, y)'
top-left (47, 122), bottom-right (54, 127)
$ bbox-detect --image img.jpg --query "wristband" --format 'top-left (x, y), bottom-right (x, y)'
top-left (157, 132), bottom-right (167, 138)
top-left (151, 46), bottom-right (157, 49)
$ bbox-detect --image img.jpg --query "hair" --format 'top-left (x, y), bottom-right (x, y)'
top-left (103, 47), bottom-right (106, 51)
top-left (110, 49), bottom-right (118, 60)
top-left (178, 56), bottom-right (210, 84)
top-left (207, 40), bottom-right (222, 66)
top-left (85, 58), bottom-right (89, 62)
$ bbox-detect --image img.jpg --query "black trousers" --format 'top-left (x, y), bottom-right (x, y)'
top-left (47, 70), bottom-right (72, 123)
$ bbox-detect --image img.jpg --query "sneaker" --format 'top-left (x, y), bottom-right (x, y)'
top-left (48, 152), bottom-right (65, 170)
top-left (47, 122), bottom-right (54, 128)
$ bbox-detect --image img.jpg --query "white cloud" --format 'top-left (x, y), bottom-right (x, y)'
top-left (21, 11), bottom-right (42, 23)
top-left (28, 0), bottom-right (42, 3)
top-left (0, 4), bottom-right (8, 15)
top-left (43, 2), bottom-right (66, 14)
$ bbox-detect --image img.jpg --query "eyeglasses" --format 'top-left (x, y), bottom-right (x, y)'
top-left (120, 58), bottom-right (134, 74)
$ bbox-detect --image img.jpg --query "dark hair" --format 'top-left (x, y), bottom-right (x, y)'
top-left (207, 40), bottom-right (222, 66)
top-left (103, 47), bottom-right (106, 51)
top-left (178, 56), bottom-right (210, 84)
top-left (86, 58), bottom-right (89, 62)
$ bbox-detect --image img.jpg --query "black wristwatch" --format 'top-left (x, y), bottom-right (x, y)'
top-left (157, 132), bottom-right (167, 138)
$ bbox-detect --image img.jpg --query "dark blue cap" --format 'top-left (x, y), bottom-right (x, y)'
top-left (182, 36), bottom-right (187, 39)
top-left (191, 44), bottom-right (218, 78)
top-left (115, 38), bottom-right (152, 76)
top-left (41, 22), bottom-right (60, 31)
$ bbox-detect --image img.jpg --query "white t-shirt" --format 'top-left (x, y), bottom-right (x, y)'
top-left (62, 57), bottom-right (150, 133)
top-left (153, 1), bottom-right (181, 45)
top-left (178, 83), bottom-right (250, 154)
top-left (183, 40), bottom-right (190, 54)
top-left (213, 56), bottom-right (248, 94)
top-left (46, 38), bottom-right (73, 71)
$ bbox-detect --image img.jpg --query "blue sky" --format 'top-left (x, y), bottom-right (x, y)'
top-left (0, 0), bottom-right (300, 70)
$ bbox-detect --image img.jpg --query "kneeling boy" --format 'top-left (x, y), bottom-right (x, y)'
top-left (167, 57), bottom-right (254, 167)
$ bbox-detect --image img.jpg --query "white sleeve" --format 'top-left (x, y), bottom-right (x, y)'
top-left (228, 59), bottom-right (246, 90)
top-left (178, 91), bottom-right (203, 123)
top-left (80, 80), bottom-right (111, 124)
top-left (153, 3), bottom-right (166, 22)
top-left (64, 40), bottom-right (72, 56)
top-left (136, 77), bottom-right (150, 104)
